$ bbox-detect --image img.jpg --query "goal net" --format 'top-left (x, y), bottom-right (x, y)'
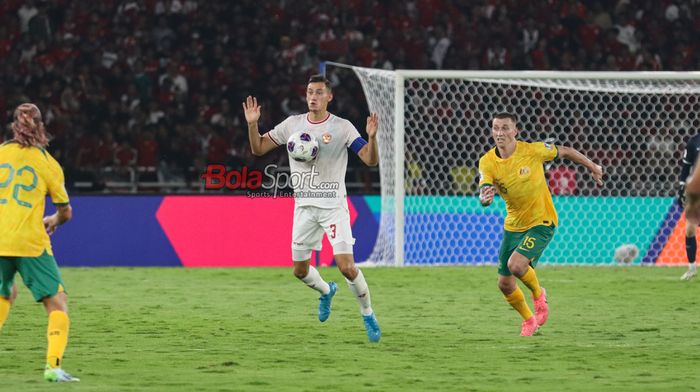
top-left (345, 66), bottom-right (700, 266)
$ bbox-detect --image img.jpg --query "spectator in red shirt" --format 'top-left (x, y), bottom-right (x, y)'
top-left (115, 140), bottom-right (137, 167)
top-left (96, 130), bottom-right (117, 167)
top-left (206, 129), bottom-right (230, 164)
top-left (136, 130), bottom-right (159, 167)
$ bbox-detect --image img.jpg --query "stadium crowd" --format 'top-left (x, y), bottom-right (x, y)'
top-left (0, 0), bottom-right (698, 192)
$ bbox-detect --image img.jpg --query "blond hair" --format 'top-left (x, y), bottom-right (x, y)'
top-left (12, 103), bottom-right (48, 148)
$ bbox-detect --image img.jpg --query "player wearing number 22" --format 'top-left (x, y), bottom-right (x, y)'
top-left (478, 113), bottom-right (604, 336)
top-left (244, 75), bottom-right (381, 342)
top-left (0, 104), bottom-right (79, 382)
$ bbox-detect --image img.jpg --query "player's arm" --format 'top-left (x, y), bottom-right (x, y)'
top-left (243, 96), bottom-right (278, 156)
top-left (44, 156), bottom-right (72, 236)
top-left (557, 145), bottom-right (604, 186)
top-left (43, 204), bottom-right (72, 236)
top-left (357, 113), bottom-right (379, 166)
top-left (477, 159), bottom-right (495, 206)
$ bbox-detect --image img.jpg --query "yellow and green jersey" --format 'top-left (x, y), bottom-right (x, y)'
top-left (0, 141), bottom-right (69, 257)
top-left (478, 140), bottom-right (558, 232)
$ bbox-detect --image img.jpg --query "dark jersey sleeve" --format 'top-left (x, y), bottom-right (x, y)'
top-left (680, 134), bottom-right (700, 188)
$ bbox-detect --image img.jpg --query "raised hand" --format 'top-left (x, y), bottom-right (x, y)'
top-left (242, 96), bottom-right (261, 123)
top-left (366, 112), bottom-right (378, 138)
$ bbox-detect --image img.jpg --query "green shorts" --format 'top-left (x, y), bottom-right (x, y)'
top-left (498, 224), bottom-right (555, 276)
top-left (0, 250), bottom-right (66, 302)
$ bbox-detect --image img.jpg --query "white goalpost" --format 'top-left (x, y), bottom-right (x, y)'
top-left (325, 63), bottom-right (700, 267)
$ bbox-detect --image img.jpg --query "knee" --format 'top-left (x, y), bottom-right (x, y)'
top-left (43, 292), bottom-right (68, 314)
top-left (498, 279), bottom-right (514, 294)
top-left (335, 253), bottom-right (357, 280)
top-left (338, 263), bottom-right (357, 280)
top-left (293, 265), bottom-right (309, 280)
top-left (507, 259), bottom-right (527, 277)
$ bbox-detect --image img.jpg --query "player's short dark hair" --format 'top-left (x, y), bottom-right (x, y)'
top-left (308, 74), bottom-right (332, 92)
top-left (493, 112), bottom-right (517, 125)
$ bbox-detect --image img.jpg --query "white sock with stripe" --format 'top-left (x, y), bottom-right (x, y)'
top-left (346, 269), bottom-right (373, 316)
top-left (301, 266), bottom-right (330, 295)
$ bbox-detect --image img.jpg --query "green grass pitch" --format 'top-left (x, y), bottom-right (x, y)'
top-left (1, 266), bottom-right (699, 391)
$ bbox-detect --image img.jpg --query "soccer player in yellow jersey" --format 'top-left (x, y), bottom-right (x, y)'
top-left (478, 112), bottom-right (603, 336)
top-left (0, 103), bottom-right (79, 382)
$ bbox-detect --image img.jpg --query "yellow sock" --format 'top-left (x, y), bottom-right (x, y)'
top-left (0, 297), bottom-right (10, 330)
top-left (46, 311), bottom-right (70, 368)
top-left (504, 286), bottom-right (533, 320)
top-left (520, 266), bottom-right (542, 299)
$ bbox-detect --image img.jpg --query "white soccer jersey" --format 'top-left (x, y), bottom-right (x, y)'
top-left (266, 112), bottom-right (367, 208)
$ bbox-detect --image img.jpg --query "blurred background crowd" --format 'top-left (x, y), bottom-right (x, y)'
top-left (1, 0), bottom-right (698, 193)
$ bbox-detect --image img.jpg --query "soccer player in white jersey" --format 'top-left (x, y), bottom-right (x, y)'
top-left (243, 74), bottom-right (381, 342)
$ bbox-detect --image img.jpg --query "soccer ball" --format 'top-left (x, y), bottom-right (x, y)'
top-left (614, 244), bottom-right (639, 264)
top-left (287, 131), bottom-right (319, 162)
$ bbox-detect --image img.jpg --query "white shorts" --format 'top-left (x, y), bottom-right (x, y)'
top-left (292, 205), bottom-right (355, 257)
